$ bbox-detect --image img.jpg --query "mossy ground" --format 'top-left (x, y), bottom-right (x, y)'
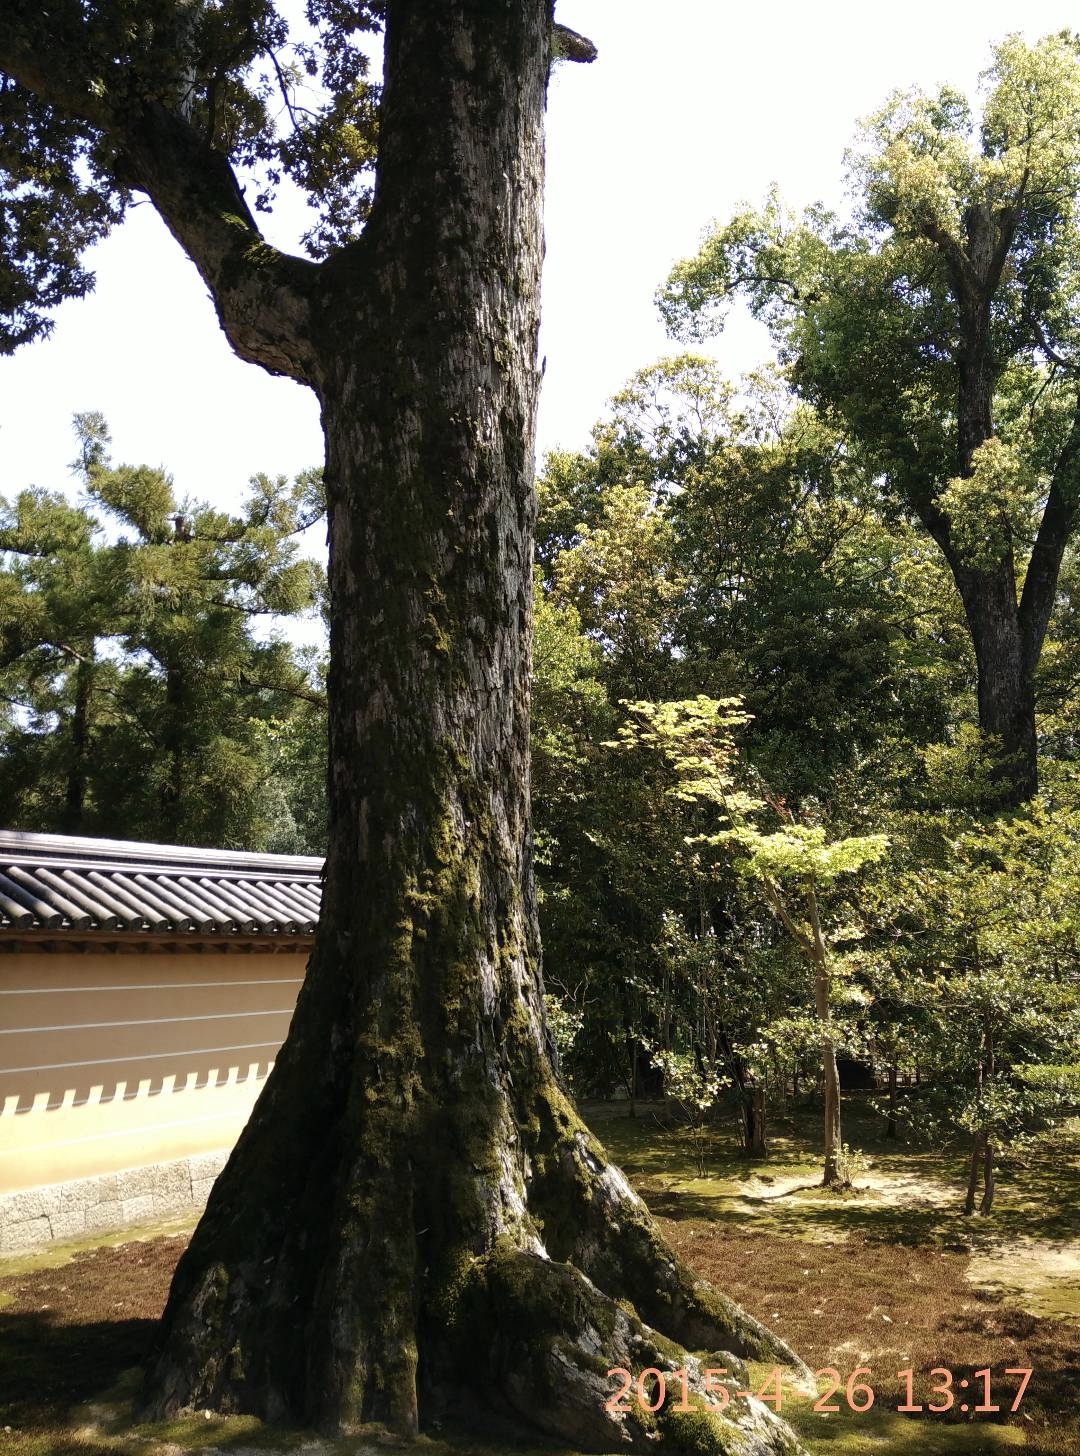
top-left (1, 1098), bottom-right (1076, 1455)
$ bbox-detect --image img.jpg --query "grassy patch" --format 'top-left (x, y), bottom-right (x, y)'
top-left (783, 1397), bottom-right (1026, 1454)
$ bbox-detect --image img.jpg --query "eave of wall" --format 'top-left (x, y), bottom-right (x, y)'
top-left (0, 933), bottom-right (315, 955)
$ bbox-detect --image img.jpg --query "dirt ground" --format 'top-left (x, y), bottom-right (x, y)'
top-left (0, 1105), bottom-right (1077, 1456)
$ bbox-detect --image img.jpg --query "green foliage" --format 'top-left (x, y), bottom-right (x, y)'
top-left (733, 824), bottom-right (889, 890)
top-left (0, 70), bottom-right (123, 351)
top-left (863, 801), bottom-right (1080, 1157)
top-left (532, 348), bottom-right (971, 1114)
top-left (542, 992), bottom-right (585, 1068)
top-left (530, 34), bottom-right (1080, 1201)
top-left (939, 436), bottom-right (1038, 572)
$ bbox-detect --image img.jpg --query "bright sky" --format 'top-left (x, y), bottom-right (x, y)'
top-left (2, 1), bottom-right (1079, 515)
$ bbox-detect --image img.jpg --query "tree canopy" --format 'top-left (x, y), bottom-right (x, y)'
top-left (659, 33), bottom-right (1080, 806)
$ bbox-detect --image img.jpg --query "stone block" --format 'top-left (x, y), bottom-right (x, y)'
top-left (1, 1215), bottom-right (51, 1251)
top-left (154, 1160), bottom-right (194, 1199)
top-left (49, 1206), bottom-right (88, 1241)
top-left (85, 1200), bottom-right (124, 1233)
top-left (152, 1184), bottom-right (190, 1217)
top-left (96, 1174), bottom-right (120, 1204)
top-left (1, 1186), bottom-right (62, 1222)
top-left (116, 1166), bottom-right (156, 1201)
top-left (121, 1195), bottom-right (155, 1225)
top-left (191, 1177), bottom-right (218, 1209)
top-left (59, 1179), bottom-right (99, 1211)
top-left (189, 1152), bottom-right (227, 1183)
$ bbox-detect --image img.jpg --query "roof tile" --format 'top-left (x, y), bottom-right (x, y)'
top-left (0, 830), bottom-right (323, 940)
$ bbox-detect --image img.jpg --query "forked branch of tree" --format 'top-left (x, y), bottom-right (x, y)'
top-left (0, 29), bottom-right (324, 386)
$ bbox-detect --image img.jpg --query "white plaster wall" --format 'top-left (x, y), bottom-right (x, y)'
top-left (0, 950), bottom-right (304, 1198)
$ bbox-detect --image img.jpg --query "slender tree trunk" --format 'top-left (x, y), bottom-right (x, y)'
top-left (808, 886), bottom-right (844, 1187)
top-left (980, 1022), bottom-right (996, 1215)
top-left (60, 654), bottom-right (92, 833)
top-left (749, 1083), bottom-right (768, 1157)
top-left (981, 1136), bottom-right (996, 1215)
top-left (821, 1038), bottom-right (843, 1187)
top-left (142, 7), bottom-right (807, 1453)
top-left (886, 1061), bottom-right (898, 1140)
top-left (964, 1021), bottom-right (996, 1215)
top-left (964, 1130), bottom-right (986, 1216)
top-left (733, 1065), bottom-right (767, 1157)
top-left (963, 1130), bottom-right (996, 1215)
top-left (716, 1027), bottom-right (766, 1158)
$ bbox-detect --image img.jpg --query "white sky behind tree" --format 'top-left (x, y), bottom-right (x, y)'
top-left (2, 1), bottom-right (1078, 518)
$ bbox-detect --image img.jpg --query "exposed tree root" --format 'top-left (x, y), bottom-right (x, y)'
top-left (463, 1247), bottom-right (805, 1454)
top-left (525, 1089), bottom-right (812, 1373)
top-left (143, 1062), bottom-right (809, 1455)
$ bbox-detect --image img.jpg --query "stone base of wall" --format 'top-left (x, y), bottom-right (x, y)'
top-left (0, 1151), bottom-right (227, 1252)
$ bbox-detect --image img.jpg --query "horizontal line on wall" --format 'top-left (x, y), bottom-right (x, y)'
top-left (0, 978), bottom-right (303, 995)
top-left (1, 1008), bottom-right (295, 1035)
top-left (1, 1041), bottom-right (283, 1076)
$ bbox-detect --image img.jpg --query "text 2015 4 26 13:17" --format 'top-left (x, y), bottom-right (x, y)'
top-left (605, 1366), bottom-right (1034, 1417)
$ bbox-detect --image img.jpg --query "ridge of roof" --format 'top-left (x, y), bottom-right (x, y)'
top-left (0, 829), bottom-right (324, 877)
top-left (0, 830), bottom-right (324, 941)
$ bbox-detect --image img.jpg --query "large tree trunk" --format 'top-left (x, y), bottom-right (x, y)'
top-left (141, 5), bottom-right (807, 1453)
top-left (929, 211), bottom-right (1042, 808)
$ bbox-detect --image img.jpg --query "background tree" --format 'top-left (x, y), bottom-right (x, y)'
top-left (863, 804), bottom-right (1080, 1213)
top-left (1, 417), bottom-right (325, 848)
top-left (613, 696), bottom-right (888, 1188)
top-left (0, 483), bottom-right (110, 830)
top-left (0, 6), bottom-right (806, 1451)
top-left (541, 356), bottom-right (972, 802)
top-left (660, 34), bottom-right (1080, 806)
top-left (532, 355), bottom-right (969, 1134)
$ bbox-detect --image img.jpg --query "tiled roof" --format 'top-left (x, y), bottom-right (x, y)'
top-left (0, 830), bottom-right (323, 940)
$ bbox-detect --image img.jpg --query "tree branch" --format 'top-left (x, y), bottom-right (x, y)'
top-left (552, 24), bottom-right (598, 63)
top-left (1019, 394), bottom-right (1080, 671)
top-left (238, 676), bottom-right (327, 708)
top-left (112, 101), bottom-right (323, 386)
top-left (760, 875), bottom-right (815, 959)
top-left (0, 28), bottom-right (326, 386)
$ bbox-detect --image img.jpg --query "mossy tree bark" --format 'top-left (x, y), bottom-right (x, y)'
top-left (0, 3), bottom-right (806, 1450)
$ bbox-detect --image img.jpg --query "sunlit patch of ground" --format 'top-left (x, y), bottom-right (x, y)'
top-left (968, 1242), bottom-right (1080, 1323)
